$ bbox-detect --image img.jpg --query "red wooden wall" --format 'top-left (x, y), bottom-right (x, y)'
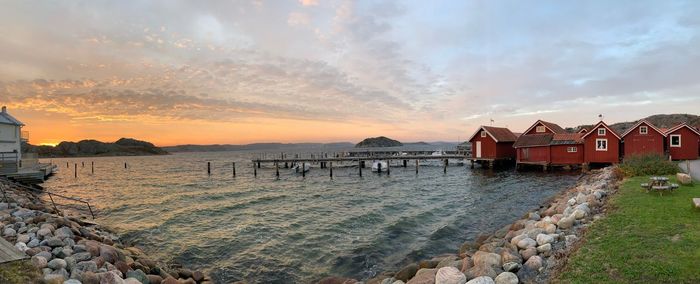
top-left (584, 126), bottom-right (620, 163)
top-left (623, 123), bottom-right (664, 157)
top-left (550, 145), bottom-right (584, 165)
top-left (667, 127), bottom-right (700, 160)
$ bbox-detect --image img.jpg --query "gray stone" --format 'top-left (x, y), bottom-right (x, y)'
top-left (16, 233), bottom-right (30, 243)
top-left (406, 268), bottom-right (436, 284)
top-left (567, 198), bottom-right (576, 206)
top-left (536, 244), bottom-right (551, 254)
top-left (12, 208), bottom-right (35, 218)
top-left (48, 258), bottom-right (67, 270)
top-left (528, 212), bottom-right (540, 221)
top-left (494, 272), bottom-right (518, 284)
top-left (100, 271), bottom-right (126, 284)
top-left (535, 234), bottom-right (554, 246)
top-left (557, 216), bottom-right (574, 229)
top-left (394, 263), bottom-right (419, 282)
top-left (124, 278), bottom-right (142, 284)
top-left (75, 261), bottom-right (98, 273)
top-left (466, 276), bottom-right (495, 284)
top-left (64, 279), bottom-right (82, 284)
top-left (126, 269), bottom-right (149, 284)
top-left (46, 237), bottom-right (65, 247)
top-left (37, 251), bottom-right (53, 261)
top-left (519, 247), bottom-right (537, 261)
top-left (73, 244), bottom-right (87, 253)
top-left (27, 238), bottom-right (40, 248)
top-left (435, 266), bottom-right (466, 284)
top-left (37, 228), bottom-right (52, 239)
top-left (516, 238), bottom-right (536, 249)
top-left (524, 256), bottom-right (543, 271)
top-left (572, 209), bottom-right (587, 220)
top-left (14, 242), bottom-right (28, 252)
top-left (54, 227), bottom-right (74, 239)
top-left (502, 262), bottom-right (521, 273)
top-left (64, 256), bottom-right (77, 271)
top-left (3, 227), bottom-right (16, 237)
top-left (565, 235), bottom-right (579, 246)
top-left (31, 255), bottom-right (48, 268)
top-left (73, 252), bottom-right (92, 262)
top-left (43, 273), bottom-right (65, 283)
top-left (51, 267), bottom-right (70, 280)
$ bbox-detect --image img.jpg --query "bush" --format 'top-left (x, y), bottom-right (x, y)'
top-left (619, 154), bottom-right (679, 177)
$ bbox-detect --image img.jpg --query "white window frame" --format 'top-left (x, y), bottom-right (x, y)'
top-left (670, 134), bottom-right (681, 147)
top-left (567, 146), bottom-right (577, 153)
top-left (481, 131), bottom-right (486, 138)
top-left (598, 128), bottom-right (606, 136)
top-left (596, 138), bottom-right (608, 151)
top-left (536, 125), bottom-right (545, 133)
top-left (639, 126), bottom-right (648, 135)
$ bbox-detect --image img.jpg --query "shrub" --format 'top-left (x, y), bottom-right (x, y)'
top-left (619, 154), bottom-right (679, 177)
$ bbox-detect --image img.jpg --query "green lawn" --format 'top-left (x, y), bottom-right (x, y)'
top-left (557, 175), bottom-right (700, 284)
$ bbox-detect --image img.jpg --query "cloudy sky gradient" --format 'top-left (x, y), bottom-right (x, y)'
top-left (1, 0), bottom-right (699, 145)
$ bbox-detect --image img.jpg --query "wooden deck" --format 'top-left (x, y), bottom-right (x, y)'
top-left (0, 237), bottom-right (26, 263)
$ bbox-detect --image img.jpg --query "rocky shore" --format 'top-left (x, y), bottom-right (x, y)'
top-left (0, 180), bottom-right (210, 284)
top-left (319, 167), bottom-right (621, 284)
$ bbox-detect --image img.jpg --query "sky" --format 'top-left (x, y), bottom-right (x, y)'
top-left (1, 0), bottom-right (699, 146)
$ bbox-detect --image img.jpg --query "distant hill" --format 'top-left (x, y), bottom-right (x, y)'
top-left (574, 114), bottom-right (700, 134)
top-left (22, 138), bottom-right (168, 157)
top-left (355, 136), bottom-right (403, 148)
top-left (162, 142), bottom-right (354, 152)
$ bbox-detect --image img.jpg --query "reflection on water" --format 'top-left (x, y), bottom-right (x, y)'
top-left (42, 151), bottom-right (577, 283)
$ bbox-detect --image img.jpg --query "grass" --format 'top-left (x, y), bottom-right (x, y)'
top-left (556, 175), bottom-right (700, 284)
top-left (0, 260), bottom-right (41, 284)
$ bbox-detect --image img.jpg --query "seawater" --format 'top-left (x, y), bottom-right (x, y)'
top-left (41, 151), bottom-right (577, 283)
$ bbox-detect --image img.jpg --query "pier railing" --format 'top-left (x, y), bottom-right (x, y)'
top-left (0, 178), bottom-right (95, 219)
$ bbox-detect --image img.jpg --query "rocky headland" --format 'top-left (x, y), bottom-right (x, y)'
top-left (319, 167), bottom-right (621, 284)
top-left (0, 181), bottom-right (209, 284)
top-left (23, 138), bottom-right (168, 158)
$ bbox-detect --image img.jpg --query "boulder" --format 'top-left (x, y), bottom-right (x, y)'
top-left (406, 268), bottom-right (436, 284)
top-left (126, 269), bottom-right (150, 284)
top-left (572, 209), bottom-right (587, 220)
top-left (419, 259), bottom-right (441, 269)
top-left (100, 245), bottom-right (122, 263)
top-left (47, 258), bottom-right (67, 270)
top-left (124, 278), bottom-right (143, 284)
top-left (100, 271), bottom-right (126, 284)
top-left (394, 263), bottom-right (419, 282)
top-left (54, 226), bottom-right (74, 239)
top-left (36, 228), bottom-right (52, 239)
top-left (317, 277), bottom-right (358, 284)
top-left (193, 270), bottom-right (205, 282)
top-left (465, 276), bottom-right (494, 284)
top-left (677, 173), bottom-right (692, 185)
top-left (516, 265), bottom-right (537, 284)
top-left (509, 235), bottom-right (527, 247)
top-left (435, 267), bottom-right (466, 284)
top-left (493, 272), bottom-right (518, 284)
top-left (501, 262), bottom-right (521, 273)
top-left (535, 234), bottom-right (554, 246)
top-left (64, 256), bottom-right (77, 271)
top-left (565, 235), bottom-right (579, 246)
top-left (519, 248), bottom-right (537, 261)
top-left (516, 238), bottom-right (536, 249)
top-left (147, 274), bottom-right (164, 284)
top-left (115, 260), bottom-right (130, 275)
top-left (16, 233), bottom-right (30, 243)
top-left (75, 261), bottom-right (99, 273)
top-left (161, 276), bottom-right (179, 284)
top-left (524, 256), bottom-right (543, 271)
top-left (536, 244), bottom-right (551, 254)
top-left (73, 252), bottom-right (93, 262)
top-left (556, 217), bottom-right (574, 229)
top-left (528, 212), bottom-right (540, 221)
top-left (31, 255), bottom-right (48, 268)
top-left (79, 271), bottom-right (100, 284)
top-left (64, 279), bottom-right (82, 284)
top-left (3, 227), bottom-right (16, 237)
top-left (498, 249), bottom-right (521, 265)
top-left (42, 273), bottom-right (65, 284)
top-left (14, 242), bottom-right (28, 252)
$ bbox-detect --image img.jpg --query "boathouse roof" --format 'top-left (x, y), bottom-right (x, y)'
top-left (0, 106), bottom-right (24, 126)
top-left (551, 133), bottom-right (584, 145)
top-left (513, 133), bottom-right (553, 148)
top-left (468, 126), bottom-right (518, 143)
top-left (665, 123), bottom-right (700, 136)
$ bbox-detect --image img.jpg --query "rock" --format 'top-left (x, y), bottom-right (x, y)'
top-left (528, 212), bottom-right (540, 221)
top-left (3, 227), bottom-right (16, 237)
top-left (12, 208), bottom-right (35, 218)
top-left (78, 270), bottom-right (100, 284)
top-left (465, 276), bottom-right (494, 284)
top-left (37, 228), bottom-right (52, 239)
top-left (37, 251), bottom-right (53, 261)
top-left (557, 217), bottom-right (574, 229)
top-left (436, 256), bottom-right (459, 269)
top-left (509, 234), bottom-right (526, 247)
top-left (31, 255), bottom-right (48, 268)
top-left (516, 238), bottom-right (536, 249)
top-left (65, 256), bottom-right (76, 271)
top-left (524, 256), bottom-right (543, 271)
top-left (52, 267), bottom-right (70, 280)
top-left (73, 244), bottom-right (87, 253)
top-left (565, 235), bottom-right (579, 246)
top-left (115, 260), bottom-right (130, 275)
top-left (499, 249), bottom-right (521, 265)
top-left (43, 273), bottom-right (65, 283)
top-left (317, 277), bottom-right (359, 284)
top-left (472, 251), bottom-right (501, 268)
top-left (677, 173), bottom-right (692, 185)
top-left (99, 245), bottom-right (121, 263)
top-left (572, 209), bottom-right (586, 220)
top-left (126, 269), bottom-right (149, 284)
top-left (394, 263), bottom-right (419, 282)
top-left (161, 276), bottom-right (179, 284)
top-left (147, 274), bottom-right (164, 284)
top-left (124, 278), bottom-right (143, 284)
top-left (406, 268), bottom-right (436, 284)
top-left (15, 242), bottom-right (28, 252)
top-left (47, 258), bottom-right (67, 270)
top-left (575, 193), bottom-right (587, 204)
top-left (64, 279), bottom-right (82, 284)
top-left (16, 233), bottom-right (30, 243)
top-left (567, 198), bottom-right (576, 206)
top-left (536, 244), bottom-right (551, 254)
top-left (54, 227), bottom-right (74, 239)
top-left (75, 261), bottom-right (98, 273)
top-left (84, 240), bottom-right (101, 256)
top-left (543, 223), bottom-right (556, 234)
top-left (393, 281), bottom-right (405, 284)
top-left (516, 265), bottom-right (537, 284)
top-left (27, 238), bottom-right (40, 248)
top-left (535, 234), bottom-right (554, 246)
top-left (46, 237), bottom-right (64, 247)
top-left (100, 271), bottom-right (126, 284)
top-left (73, 252), bottom-right (93, 262)
top-left (519, 248), bottom-right (537, 261)
top-left (435, 267), bottom-right (466, 284)
top-left (501, 262), bottom-right (521, 273)
top-left (494, 272), bottom-right (518, 284)
top-left (419, 259), bottom-right (441, 269)
top-left (193, 270), bottom-right (204, 282)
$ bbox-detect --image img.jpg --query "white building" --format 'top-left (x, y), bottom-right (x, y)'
top-left (0, 106), bottom-right (24, 162)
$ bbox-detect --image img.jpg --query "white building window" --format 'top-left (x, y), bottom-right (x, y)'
top-left (536, 125), bottom-right (545, 133)
top-left (596, 139), bottom-right (608, 151)
top-left (598, 128), bottom-right (606, 136)
top-left (670, 135), bottom-right (681, 147)
top-left (567, 147), bottom-right (577, 153)
top-left (481, 131), bottom-right (486, 138)
top-left (640, 126), bottom-right (648, 134)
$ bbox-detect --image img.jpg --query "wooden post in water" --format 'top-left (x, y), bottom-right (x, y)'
top-left (358, 160), bottom-right (362, 177)
top-left (124, 162), bottom-right (127, 169)
top-left (207, 162), bottom-right (211, 176)
top-left (275, 162), bottom-right (280, 179)
top-left (254, 162), bottom-right (257, 178)
top-left (232, 162), bottom-right (236, 177)
top-left (74, 163), bottom-right (77, 178)
top-left (403, 160), bottom-right (407, 167)
top-left (82, 161), bottom-right (84, 167)
top-left (66, 162), bottom-right (69, 168)
top-left (387, 160), bottom-right (390, 175)
top-left (329, 162), bottom-right (333, 179)
top-left (443, 159), bottom-right (448, 174)
top-left (415, 159), bottom-right (419, 174)
top-left (302, 162), bottom-right (306, 178)
top-left (91, 161), bottom-right (94, 174)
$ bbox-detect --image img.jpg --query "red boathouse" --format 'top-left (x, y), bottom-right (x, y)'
top-left (665, 123), bottom-right (700, 160)
top-left (582, 121), bottom-right (621, 164)
top-left (621, 120), bottom-right (665, 158)
top-left (468, 126), bottom-right (518, 167)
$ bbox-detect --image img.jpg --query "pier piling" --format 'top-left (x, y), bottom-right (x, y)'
top-left (443, 159), bottom-right (448, 174)
top-left (276, 162), bottom-right (280, 179)
top-left (415, 160), bottom-right (419, 174)
top-left (387, 160), bottom-right (390, 175)
top-left (329, 162), bottom-right (333, 179)
top-left (91, 161), bottom-right (94, 174)
top-left (302, 162), bottom-right (306, 178)
top-left (359, 160), bottom-right (362, 177)
top-left (207, 162), bottom-right (211, 176)
top-left (254, 163), bottom-right (257, 178)
top-left (403, 160), bottom-right (407, 167)
top-left (124, 162), bottom-right (127, 169)
top-left (82, 161), bottom-right (84, 167)
top-left (232, 162), bottom-right (236, 177)
top-left (74, 163), bottom-right (77, 178)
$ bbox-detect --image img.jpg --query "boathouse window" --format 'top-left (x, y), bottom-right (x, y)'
top-left (481, 131), bottom-right (486, 138)
top-left (567, 147), bottom-right (577, 153)
top-left (596, 139), bottom-right (608, 151)
top-left (598, 128), bottom-right (606, 136)
top-left (536, 126), bottom-right (545, 133)
top-left (670, 135), bottom-right (681, 147)
top-left (640, 126), bottom-right (648, 134)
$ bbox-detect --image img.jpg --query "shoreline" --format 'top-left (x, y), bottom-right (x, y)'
top-left (0, 179), bottom-right (210, 284)
top-left (320, 167), bottom-right (621, 284)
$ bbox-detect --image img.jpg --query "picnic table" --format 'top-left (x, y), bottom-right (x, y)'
top-left (641, 176), bottom-right (679, 196)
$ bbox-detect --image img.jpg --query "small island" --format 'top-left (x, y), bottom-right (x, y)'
top-left (355, 136), bottom-right (403, 148)
top-left (23, 137), bottom-right (168, 158)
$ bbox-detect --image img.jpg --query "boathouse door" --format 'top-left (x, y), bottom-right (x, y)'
top-left (476, 141), bottom-right (482, 158)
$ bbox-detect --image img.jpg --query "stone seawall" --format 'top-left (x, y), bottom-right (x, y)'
top-left (319, 167), bottom-right (621, 284)
top-left (0, 181), bottom-right (210, 284)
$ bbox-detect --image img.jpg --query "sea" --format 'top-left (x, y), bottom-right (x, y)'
top-left (39, 148), bottom-right (578, 283)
